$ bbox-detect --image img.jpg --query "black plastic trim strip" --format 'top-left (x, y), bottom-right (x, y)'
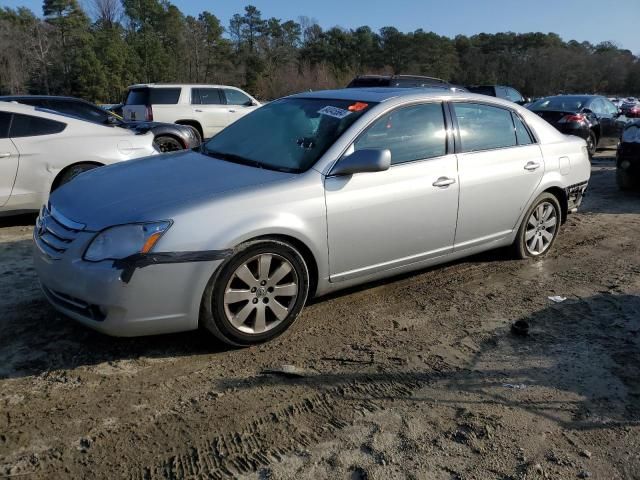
top-left (113, 249), bottom-right (233, 284)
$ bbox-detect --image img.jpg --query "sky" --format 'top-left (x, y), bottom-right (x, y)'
top-left (3, 0), bottom-right (639, 54)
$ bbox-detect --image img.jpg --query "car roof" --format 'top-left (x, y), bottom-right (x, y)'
top-left (289, 87), bottom-right (473, 103)
top-left (127, 83), bottom-right (244, 89)
top-left (0, 95), bottom-right (87, 102)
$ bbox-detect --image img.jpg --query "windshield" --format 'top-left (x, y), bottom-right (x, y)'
top-left (203, 98), bottom-right (376, 172)
top-left (529, 96), bottom-right (590, 112)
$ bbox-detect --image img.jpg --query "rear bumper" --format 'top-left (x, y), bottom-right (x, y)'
top-left (556, 124), bottom-right (590, 141)
top-left (566, 181), bottom-right (588, 212)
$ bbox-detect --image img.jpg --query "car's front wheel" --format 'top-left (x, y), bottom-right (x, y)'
top-left (200, 239), bottom-right (310, 346)
top-left (514, 193), bottom-right (561, 259)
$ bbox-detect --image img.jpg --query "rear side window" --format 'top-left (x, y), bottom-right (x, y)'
top-left (454, 103), bottom-right (517, 152)
top-left (0, 112), bottom-right (11, 138)
top-left (48, 100), bottom-right (109, 123)
top-left (223, 89), bottom-right (252, 106)
top-left (10, 113), bottom-right (66, 138)
top-left (150, 88), bottom-right (181, 104)
top-left (192, 88), bottom-right (223, 105)
top-left (512, 114), bottom-right (534, 145)
top-left (126, 88), bottom-right (181, 105)
top-left (354, 103), bottom-right (447, 165)
top-left (496, 87), bottom-right (509, 99)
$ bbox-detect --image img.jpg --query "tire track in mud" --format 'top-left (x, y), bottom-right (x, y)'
top-left (137, 374), bottom-right (430, 479)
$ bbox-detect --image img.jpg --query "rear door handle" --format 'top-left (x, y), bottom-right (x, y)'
top-left (228, 109), bottom-right (236, 113)
top-left (194, 109), bottom-right (203, 113)
top-left (0, 152), bottom-right (11, 158)
top-left (432, 176), bottom-right (456, 187)
top-left (524, 161), bottom-right (541, 171)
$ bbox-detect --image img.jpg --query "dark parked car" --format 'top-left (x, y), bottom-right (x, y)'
top-left (616, 120), bottom-right (640, 190)
top-left (467, 85), bottom-right (526, 104)
top-left (347, 75), bottom-right (467, 92)
top-left (620, 100), bottom-right (640, 118)
top-left (527, 95), bottom-right (626, 157)
top-left (0, 96), bottom-right (201, 152)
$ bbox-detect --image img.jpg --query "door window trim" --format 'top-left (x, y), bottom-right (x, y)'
top-left (447, 100), bottom-right (538, 154)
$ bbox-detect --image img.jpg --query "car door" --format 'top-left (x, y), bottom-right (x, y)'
top-left (451, 101), bottom-right (544, 250)
top-left (602, 98), bottom-right (626, 143)
top-left (324, 102), bottom-right (459, 283)
top-left (190, 87), bottom-right (229, 138)
top-left (222, 88), bottom-right (259, 125)
top-left (589, 98), bottom-right (617, 146)
top-left (0, 112), bottom-right (19, 207)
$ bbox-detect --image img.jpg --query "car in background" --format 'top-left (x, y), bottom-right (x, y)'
top-left (620, 99), bottom-right (640, 118)
top-left (0, 102), bottom-right (157, 214)
top-left (1, 96), bottom-right (200, 152)
top-left (100, 103), bottom-right (124, 118)
top-left (616, 121), bottom-right (640, 190)
top-left (346, 75), bottom-right (468, 92)
top-left (467, 85), bottom-right (526, 104)
top-left (122, 84), bottom-right (261, 139)
top-left (34, 88), bottom-right (589, 345)
top-left (527, 95), bottom-right (625, 156)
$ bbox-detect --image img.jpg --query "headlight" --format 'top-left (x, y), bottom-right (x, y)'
top-left (84, 221), bottom-right (171, 262)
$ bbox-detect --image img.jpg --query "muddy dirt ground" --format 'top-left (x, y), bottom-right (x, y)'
top-left (1, 153), bottom-right (639, 480)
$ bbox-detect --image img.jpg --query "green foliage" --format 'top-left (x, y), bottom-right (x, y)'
top-left (0, 1), bottom-right (638, 101)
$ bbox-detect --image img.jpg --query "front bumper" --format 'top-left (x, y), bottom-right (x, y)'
top-left (33, 222), bottom-right (224, 337)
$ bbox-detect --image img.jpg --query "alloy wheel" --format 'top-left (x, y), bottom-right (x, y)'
top-left (223, 253), bottom-right (299, 334)
top-left (525, 201), bottom-right (558, 255)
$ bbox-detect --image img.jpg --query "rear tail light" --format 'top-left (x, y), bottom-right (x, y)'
top-left (559, 114), bottom-right (586, 124)
top-left (145, 105), bottom-right (153, 121)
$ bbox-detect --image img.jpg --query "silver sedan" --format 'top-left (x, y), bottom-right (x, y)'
top-left (34, 88), bottom-right (591, 345)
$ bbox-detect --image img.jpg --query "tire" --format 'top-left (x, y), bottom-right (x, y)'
top-left (186, 126), bottom-right (202, 145)
top-left (200, 239), bottom-right (310, 346)
top-left (53, 163), bottom-right (98, 191)
top-left (586, 130), bottom-right (597, 158)
top-left (616, 166), bottom-right (637, 191)
top-left (154, 135), bottom-right (183, 153)
top-left (513, 193), bottom-right (562, 259)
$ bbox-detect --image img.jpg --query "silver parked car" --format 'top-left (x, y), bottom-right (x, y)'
top-left (34, 88), bottom-right (590, 345)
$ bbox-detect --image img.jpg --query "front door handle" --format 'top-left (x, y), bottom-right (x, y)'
top-left (0, 152), bottom-right (11, 158)
top-left (524, 161), bottom-right (541, 171)
top-left (432, 176), bottom-right (456, 187)
top-left (228, 109), bottom-right (237, 113)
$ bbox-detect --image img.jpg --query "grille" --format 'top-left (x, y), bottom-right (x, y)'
top-left (34, 204), bottom-right (85, 259)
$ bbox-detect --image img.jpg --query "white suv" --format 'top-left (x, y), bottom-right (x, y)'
top-left (122, 84), bottom-right (261, 139)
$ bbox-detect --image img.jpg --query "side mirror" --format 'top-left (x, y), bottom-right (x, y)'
top-left (243, 100), bottom-right (256, 107)
top-left (330, 149), bottom-right (391, 176)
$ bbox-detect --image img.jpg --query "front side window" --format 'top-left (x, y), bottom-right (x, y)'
top-left (203, 98), bottom-right (376, 172)
top-left (224, 89), bottom-right (252, 106)
top-left (10, 113), bottom-right (66, 138)
top-left (354, 103), bottom-right (447, 165)
top-left (192, 88), bottom-right (223, 105)
top-left (454, 103), bottom-right (517, 152)
top-left (508, 88), bottom-right (524, 103)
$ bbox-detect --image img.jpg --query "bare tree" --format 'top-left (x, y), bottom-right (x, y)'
top-left (90, 0), bottom-right (121, 26)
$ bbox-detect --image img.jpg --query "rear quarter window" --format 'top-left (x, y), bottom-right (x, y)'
top-left (10, 113), bottom-right (66, 138)
top-left (150, 88), bottom-right (181, 104)
top-left (0, 111), bottom-right (11, 138)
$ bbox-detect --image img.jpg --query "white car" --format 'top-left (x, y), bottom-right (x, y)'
top-left (0, 102), bottom-right (157, 214)
top-left (122, 84), bottom-right (261, 139)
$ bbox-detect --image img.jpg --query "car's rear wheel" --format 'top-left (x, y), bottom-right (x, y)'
top-left (53, 163), bottom-right (99, 191)
top-left (200, 240), bottom-right (310, 346)
top-left (586, 131), bottom-right (597, 158)
top-left (154, 135), bottom-right (183, 152)
top-left (514, 193), bottom-right (561, 259)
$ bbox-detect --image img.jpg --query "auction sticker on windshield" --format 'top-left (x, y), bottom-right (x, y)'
top-left (318, 106), bottom-right (351, 119)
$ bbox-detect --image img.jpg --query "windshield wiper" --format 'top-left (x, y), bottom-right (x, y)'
top-left (203, 149), bottom-right (263, 169)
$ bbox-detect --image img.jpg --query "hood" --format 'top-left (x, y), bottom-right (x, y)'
top-left (50, 150), bottom-right (295, 231)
